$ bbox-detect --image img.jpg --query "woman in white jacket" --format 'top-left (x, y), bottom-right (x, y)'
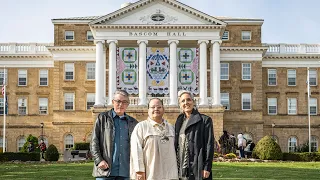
top-left (237, 134), bottom-right (246, 158)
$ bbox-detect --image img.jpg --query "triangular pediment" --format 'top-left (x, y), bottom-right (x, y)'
top-left (89, 0), bottom-right (226, 26)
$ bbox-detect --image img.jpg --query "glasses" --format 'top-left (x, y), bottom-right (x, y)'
top-left (149, 106), bottom-right (163, 109)
top-left (113, 99), bottom-right (129, 105)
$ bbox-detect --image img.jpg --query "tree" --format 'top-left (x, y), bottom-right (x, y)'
top-left (20, 134), bottom-right (40, 152)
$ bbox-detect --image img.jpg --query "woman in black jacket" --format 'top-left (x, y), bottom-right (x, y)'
top-left (175, 90), bottom-right (214, 180)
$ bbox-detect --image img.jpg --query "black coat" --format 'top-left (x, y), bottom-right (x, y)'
top-left (175, 109), bottom-right (214, 180)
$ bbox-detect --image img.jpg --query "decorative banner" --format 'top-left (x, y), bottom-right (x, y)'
top-left (116, 47), bottom-right (139, 94)
top-left (177, 48), bottom-right (199, 94)
top-left (147, 47), bottom-right (170, 95)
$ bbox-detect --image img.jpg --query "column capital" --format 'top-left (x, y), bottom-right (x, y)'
top-left (168, 40), bottom-right (179, 45)
top-left (107, 40), bottom-right (118, 44)
top-left (198, 40), bottom-right (209, 45)
top-left (94, 40), bottom-right (105, 44)
top-left (137, 40), bottom-right (148, 45)
top-left (211, 40), bottom-right (222, 45)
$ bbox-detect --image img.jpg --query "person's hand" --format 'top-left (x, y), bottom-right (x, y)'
top-left (136, 172), bottom-right (145, 180)
top-left (97, 160), bottom-right (109, 170)
top-left (202, 170), bottom-right (210, 179)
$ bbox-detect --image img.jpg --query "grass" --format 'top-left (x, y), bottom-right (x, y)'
top-left (0, 161), bottom-right (319, 179)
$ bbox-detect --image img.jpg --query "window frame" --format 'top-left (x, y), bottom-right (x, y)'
top-left (17, 136), bottom-right (25, 152)
top-left (287, 98), bottom-right (297, 115)
top-left (64, 134), bottom-right (74, 151)
top-left (18, 69), bottom-right (27, 86)
top-left (288, 136), bottom-right (297, 152)
top-left (220, 63), bottom-right (229, 80)
top-left (311, 136), bottom-right (318, 152)
top-left (86, 31), bottom-right (94, 41)
top-left (309, 69), bottom-right (317, 86)
top-left (39, 97), bottom-right (48, 115)
top-left (242, 93), bottom-right (252, 110)
top-left (0, 69), bottom-right (8, 85)
top-left (64, 93), bottom-right (74, 110)
top-left (86, 63), bottom-right (95, 80)
top-left (220, 93), bottom-right (230, 110)
top-left (268, 98), bottom-right (277, 115)
top-left (18, 97), bottom-right (27, 115)
top-left (310, 98), bottom-right (317, 115)
top-left (242, 63), bottom-right (251, 80)
top-left (241, 31), bottom-right (251, 41)
top-left (39, 69), bottom-right (48, 86)
top-left (86, 93), bottom-right (95, 110)
top-left (222, 31), bottom-right (229, 40)
top-left (268, 69), bottom-right (277, 86)
top-left (64, 63), bottom-right (74, 81)
top-left (287, 69), bottom-right (296, 86)
top-left (65, 31), bottom-right (74, 41)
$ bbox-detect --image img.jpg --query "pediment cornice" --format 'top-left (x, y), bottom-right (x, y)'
top-left (264, 54), bottom-right (320, 59)
top-left (91, 24), bottom-right (224, 29)
top-left (220, 47), bottom-right (268, 52)
top-left (0, 55), bottom-right (52, 58)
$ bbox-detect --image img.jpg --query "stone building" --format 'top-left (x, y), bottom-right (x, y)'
top-left (0, 0), bottom-right (319, 153)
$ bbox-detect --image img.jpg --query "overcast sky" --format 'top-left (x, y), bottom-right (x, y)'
top-left (0, 0), bottom-right (319, 44)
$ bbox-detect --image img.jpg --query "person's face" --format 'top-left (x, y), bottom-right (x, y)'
top-left (148, 99), bottom-right (164, 121)
top-left (112, 94), bottom-right (129, 116)
top-left (179, 93), bottom-right (194, 113)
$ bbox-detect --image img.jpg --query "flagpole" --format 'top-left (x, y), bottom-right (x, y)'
top-left (307, 67), bottom-right (311, 153)
top-left (2, 66), bottom-right (6, 152)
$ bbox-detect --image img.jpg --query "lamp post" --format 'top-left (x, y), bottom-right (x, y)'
top-left (40, 122), bottom-right (44, 140)
top-left (272, 122), bottom-right (275, 140)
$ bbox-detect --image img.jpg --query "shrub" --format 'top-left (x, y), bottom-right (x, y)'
top-left (74, 143), bottom-right (90, 150)
top-left (45, 144), bottom-right (59, 161)
top-left (224, 153), bottom-right (237, 159)
top-left (21, 134), bottom-right (40, 153)
top-left (283, 152), bottom-right (320, 161)
top-left (252, 135), bottom-right (283, 160)
top-left (0, 147), bottom-right (3, 153)
top-left (214, 152), bottom-right (219, 158)
top-left (0, 152), bottom-right (40, 161)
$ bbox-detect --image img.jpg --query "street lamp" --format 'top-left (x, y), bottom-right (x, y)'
top-left (272, 122), bottom-right (275, 140)
top-left (40, 122), bottom-right (44, 140)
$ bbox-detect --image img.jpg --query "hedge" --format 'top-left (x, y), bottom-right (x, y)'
top-left (74, 143), bottom-right (90, 150)
top-left (0, 152), bottom-right (40, 161)
top-left (283, 152), bottom-right (320, 161)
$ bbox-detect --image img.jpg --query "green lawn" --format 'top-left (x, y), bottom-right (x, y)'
top-left (0, 161), bottom-right (319, 179)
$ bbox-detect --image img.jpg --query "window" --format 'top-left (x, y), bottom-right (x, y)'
top-left (268, 98), bottom-right (277, 115)
top-left (287, 69), bottom-right (296, 86)
top-left (18, 98), bottom-right (27, 115)
top-left (288, 98), bottom-right (297, 115)
top-left (241, 31), bottom-right (251, 40)
top-left (65, 31), bottom-right (74, 40)
top-left (0, 69), bottom-right (7, 85)
top-left (242, 63), bottom-right (251, 80)
top-left (39, 69), bottom-right (48, 86)
top-left (0, 137), bottom-right (7, 151)
top-left (242, 93), bottom-right (251, 110)
top-left (309, 69), bottom-right (317, 86)
top-left (18, 69), bottom-right (27, 86)
top-left (220, 93), bottom-right (230, 110)
top-left (310, 98), bottom-right (317, 115)
top-left (39, 98), bottom-right (48, 115)
top-left (87, 93), bottom-right (95, 110)
top-left (87, 31), bottom-right (94, 41)
top-left (220, 63), bottom-right (229, 80)
top-left (222, 31), bottom-right (229, 40)
top-left (268, 69), bottom-right (277, 86)
top-left (86, 63), bottom-right (95, 80)
top-left (64, 134), bottom-right (74, 151)
top-left (17, 136), bottom-right (25, 152)
top-left (311, 136), bottom-right (318, 152)
top-left (64, 93), bottom-right (74, 110)
top-left (65, 63), bottom-right (74, 80)
top-left (288, 137), bottom-right (297, 152)
top-left (0, 97), bottom-right (7, 115)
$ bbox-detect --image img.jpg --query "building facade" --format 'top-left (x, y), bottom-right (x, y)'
top-left (0, 0), bottom-right (320, 153)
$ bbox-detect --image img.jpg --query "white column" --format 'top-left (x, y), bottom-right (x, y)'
top-left (211, 40), bottom-right (222, 105)
top-left (198, 40), bottom-right (209, 105)
top-left (137, 40), bottom-right (148, 105)
top-left (107, 40), bottom-right (118, 105)
top-left (168, 40), bottom-right (179, 106)
top-left (94, 40), bottom-right (105, 106)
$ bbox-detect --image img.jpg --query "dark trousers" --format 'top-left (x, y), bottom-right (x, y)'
top-left (239, 146), bottom-right (245, 158)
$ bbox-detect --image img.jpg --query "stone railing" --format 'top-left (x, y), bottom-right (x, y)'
top-left (106, 97), bottom-right (212, 106)
top-left (264, 43), bottom-right (320, 54)
top-left (0, 43), bottom-right (53, 54)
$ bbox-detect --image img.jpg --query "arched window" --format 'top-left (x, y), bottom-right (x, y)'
top-left (0, 137), bottom-right (7, 152)
top-left (64, 134), bottom-right (74, 151)
top-left (86, 133), bottom-right (92, 143)
top-left (311, 136), bottom-right (318, 152)
top-left (17, 136), bottom-right (25, 152)
top-left (288, 136), bottom-right (297, 152)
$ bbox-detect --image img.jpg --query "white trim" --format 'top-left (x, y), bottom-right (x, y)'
top-left (268, 69), bottom-right (277, 86)
top-left (262, 60), bottom-right (320, 67)
top-left (64, 63), bottom-right (74, 81)
top-left (242, 63), bottom-right (251, 80)
top-left (287, 69), bottom-right (296, 86)
top-left (39, 69), bottom-right (48, 86)
top-left (18, 69), bottom-right (27, 86)
top-left (220, 63), bottom-right (229, 80)
top-left (268, 98), bottom-right (277, 115)
top-left (65, 31), bottom-right (74, 41)
top-left (39, 97), bottom-right (48, 115)
top-left (64, 93), bottom-right (75, 111)
top-left (310, 98), bottom-right (317, 115)
top-left (242, 93), bottom-right (251, 110)
top-left (241, 31), bottom-right (251, 41)
top-left (287, 98), bottom-right (297, 115)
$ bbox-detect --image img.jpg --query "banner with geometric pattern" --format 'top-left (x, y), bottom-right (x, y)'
top-left (177, 48), bottom-right (199, 94)
top-left (116, 47), bottom-right (139, 94)
top-left (146, 47), bottom-right (170, 95)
